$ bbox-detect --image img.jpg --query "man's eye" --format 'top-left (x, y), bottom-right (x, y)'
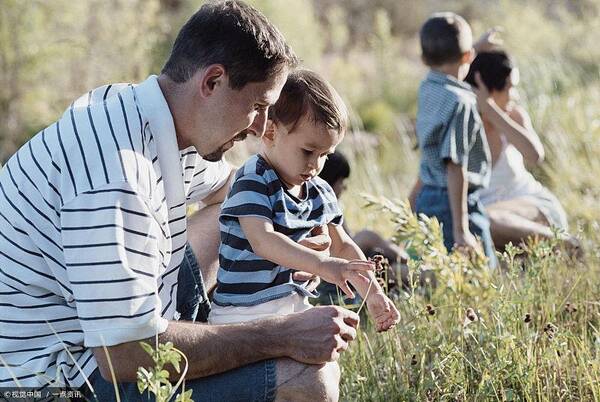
top-left (302, 149), bottom-right (312, 155)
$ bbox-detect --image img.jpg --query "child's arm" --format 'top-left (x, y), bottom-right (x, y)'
top-left (408, 177), bottom-right (423, 211)
top-left (329, 224), bottom-right (400, 332)
top-left (238, 216), bottom-right (373, 298)
top-left (446, 162), bottom-right (480, 252)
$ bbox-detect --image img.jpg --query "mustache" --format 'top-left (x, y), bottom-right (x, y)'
top-left (201, 130), bottom-right (253, 162)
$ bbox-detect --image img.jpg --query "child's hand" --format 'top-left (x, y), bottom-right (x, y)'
top-left (453, 230), bottom-right (483, 256)
top-left (299, 225), bottom-right (331, 254)
top-left (366, 291), bottom-right (400, 332)
top-left (317, 258), bottom-right (375, 299)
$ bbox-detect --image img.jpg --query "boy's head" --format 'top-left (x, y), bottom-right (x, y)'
top-left (262, 69), bottom-right (348, 188)
top-left (318, 151), bottom-right (351, 197)
top-left (420, 12), bottom-right (473, 77)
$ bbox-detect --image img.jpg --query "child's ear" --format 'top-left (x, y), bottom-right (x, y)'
top-left (263, 119), bottom-right (278, 143)
top-left (461, 49), bottom-right (475, 65)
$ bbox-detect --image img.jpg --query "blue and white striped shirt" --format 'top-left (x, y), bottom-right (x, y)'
top-left (416, 70), bottom-right (491, 189)
top-left (0, 75), bottom-right (231, 388)
top-left (213, 154), bottom-right (343, 307)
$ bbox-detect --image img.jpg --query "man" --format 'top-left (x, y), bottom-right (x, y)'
top-left (0, 2), bottom-right (365, 401)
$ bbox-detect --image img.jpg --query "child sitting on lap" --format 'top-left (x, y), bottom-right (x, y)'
top-left (209, 69), bottom-right (400, 331)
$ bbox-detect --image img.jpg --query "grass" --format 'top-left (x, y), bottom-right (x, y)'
top-left (338, 197), bottom-right (599, 401)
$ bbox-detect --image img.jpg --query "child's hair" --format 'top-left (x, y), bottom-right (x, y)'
top-left (268, 69), bottom-right (348, 135)
top-left (318, 151), bottom-right (350, 186)
top-left (464, 50), bottom-right (514, 91)
top-left (420, 12), bottom-right (472, 66)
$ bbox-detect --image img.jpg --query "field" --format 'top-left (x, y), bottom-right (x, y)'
top-left (1, 0), bottom-right (599, 400)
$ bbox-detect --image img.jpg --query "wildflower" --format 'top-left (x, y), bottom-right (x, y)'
top-left (564, 302), bottom-right (577, 313)
top-left (371, 254), bottom-right (387, 272)
top-left (462, 307), bottom-right (479, 328)
top-left (544, 323), bottom-right (558, 340)
top-left (466, 308), bottom-right (478, 322)
top-left (425, 304), bottom-right (436, 316)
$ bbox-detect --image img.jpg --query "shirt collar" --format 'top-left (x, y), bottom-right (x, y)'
top-left (426, 69), bottom-right (473, 91)
top-left (133, 75), bottom-right (185, 210)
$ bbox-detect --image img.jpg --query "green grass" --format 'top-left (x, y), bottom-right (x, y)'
top-left (338, 198), bottom-right (599, 401)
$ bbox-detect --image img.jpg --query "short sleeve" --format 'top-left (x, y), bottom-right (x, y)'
top-left (60, 182), bottom-right (168, 347)
top-left (185, 155), bottom-right (233, 203)
top-left (220, 172), bottom-right (273, 222)
top-left (439, 101), bottom-right (471, 166)
top-left (313, 177), bottom-right (344, 226)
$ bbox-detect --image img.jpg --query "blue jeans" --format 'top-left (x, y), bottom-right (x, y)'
top-left (415, 185), bottom-right (497, 267)
top-left (83, 244), bottom-right (278, 402)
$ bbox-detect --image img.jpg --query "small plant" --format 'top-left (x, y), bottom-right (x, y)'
top-left (137, 341), bottom-right (193, 402)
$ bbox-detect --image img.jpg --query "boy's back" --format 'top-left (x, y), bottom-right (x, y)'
top-left (416, 70), bottom-right (491, 189)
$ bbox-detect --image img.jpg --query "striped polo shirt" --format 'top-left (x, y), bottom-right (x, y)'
top-left (416, 70), bottom-right (491, 189)
top-left (213, 154), bottom-right (342, 307)
top-left (0, 75), bottom-right (231, 388)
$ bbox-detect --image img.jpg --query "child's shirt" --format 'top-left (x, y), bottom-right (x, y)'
top-left (416, 70), bottom-right (491, 189)
top-left (213, 154), bottom-right (343, 307)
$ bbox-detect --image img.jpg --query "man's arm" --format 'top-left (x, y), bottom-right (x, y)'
top-left (92, 305), bottom-right (360, 382)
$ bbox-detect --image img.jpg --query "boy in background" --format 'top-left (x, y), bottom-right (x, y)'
top-left (410, 12), bottom-right (496, 265)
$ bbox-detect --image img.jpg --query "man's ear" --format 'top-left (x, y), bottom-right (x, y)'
top-left (199, 64), bottom-right (226, 97)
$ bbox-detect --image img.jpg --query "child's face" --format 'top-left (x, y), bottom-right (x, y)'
top-left (263, 115), bottom-right (343, 189)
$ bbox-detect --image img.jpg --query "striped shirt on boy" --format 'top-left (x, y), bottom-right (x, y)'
top-left (214, 154), bottom-right (342, 307)
top-left (0, 75), bottom-right (231, 388)
top-left (416, 70), bottom-right (491, 189)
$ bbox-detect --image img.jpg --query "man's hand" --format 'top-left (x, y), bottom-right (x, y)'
top-left (282, 306), bottom-right (360, 363)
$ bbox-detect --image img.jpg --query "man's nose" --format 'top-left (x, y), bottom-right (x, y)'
top-left (249, 109), bottom-right (268, 137)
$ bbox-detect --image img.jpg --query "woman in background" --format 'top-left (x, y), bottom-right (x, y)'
top-left (465, 50), bottom-right (579, 253)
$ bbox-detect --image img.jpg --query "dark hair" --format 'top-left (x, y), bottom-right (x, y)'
top-left (465, 50), bottom-right (514, 91)
top-left (319, 151), bottom-right (350, 186)
top-left (420, 12), bottom-right (472, 66)
top-left (162, 0), bottom-right (298, 89)
top-left (269, 69), bottom-right (348, 135)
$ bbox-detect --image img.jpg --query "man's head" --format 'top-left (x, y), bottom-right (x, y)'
top-left (420, 12), bottom-right (473, 79)
top-left (160, 0), bottom-right (298, 161)
top-left (261, 69), bottom-right (349, 188)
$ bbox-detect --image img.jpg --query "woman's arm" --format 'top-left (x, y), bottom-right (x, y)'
top-left (473, 74), bottom-right (544, 165)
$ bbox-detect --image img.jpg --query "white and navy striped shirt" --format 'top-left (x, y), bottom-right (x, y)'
top-left (214, 154), bottom-right (342, 307)
top-left (0, 75), bottom-right (231, 388)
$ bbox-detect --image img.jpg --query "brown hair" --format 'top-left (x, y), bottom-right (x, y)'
top-left (269, 69), bottom-right (348, 135)
top-left (420, 12), bottom-right (472, 66)
top-left (162, 0), bottom-right (298, 89)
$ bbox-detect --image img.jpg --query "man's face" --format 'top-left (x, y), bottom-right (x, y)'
top-left (197, 69), bottom-right (288, 162)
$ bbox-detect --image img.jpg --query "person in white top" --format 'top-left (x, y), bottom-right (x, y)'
top-left (465, 50), bottom-right (579, 254)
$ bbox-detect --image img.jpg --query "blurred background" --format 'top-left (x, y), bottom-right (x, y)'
top-left (1, 0), bottom-right (599, 237)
